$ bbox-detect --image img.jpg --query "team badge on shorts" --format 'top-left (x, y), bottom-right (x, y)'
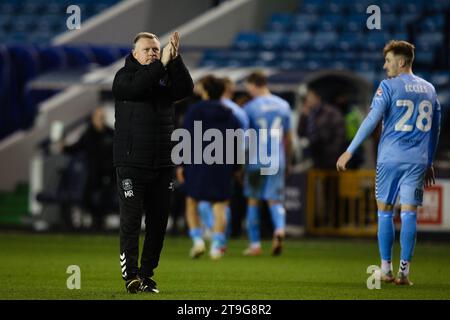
top-left (122, 179), bottom-right (134, 198)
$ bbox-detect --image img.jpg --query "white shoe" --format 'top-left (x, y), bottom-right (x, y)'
top-left (209, 247), bottom-right (224, 260)
top-left (242, 246), bottom-right (262, 256)
top-left (189, 240), bottom-right (206, 259)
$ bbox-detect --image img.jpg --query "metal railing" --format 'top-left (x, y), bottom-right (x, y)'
top-left (306, 169), bottom-right (377, 237)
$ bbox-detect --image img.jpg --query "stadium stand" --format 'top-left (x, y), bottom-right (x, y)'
top-left (0, 0), bottom-right (125, 139)
top-left (200, 0), bottom-right (449, 80)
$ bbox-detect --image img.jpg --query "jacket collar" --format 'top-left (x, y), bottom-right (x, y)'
top-left (124, 54), bottom-right (141, 71)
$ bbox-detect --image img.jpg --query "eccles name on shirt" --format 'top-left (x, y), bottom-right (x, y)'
top-left (404, 84), bottom-right (428, 93)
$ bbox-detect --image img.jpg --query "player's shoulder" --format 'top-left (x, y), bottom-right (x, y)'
top-left (243, 98), bottom-right (258, 112)
top-left (269, 94), bottom-right (289, 105)
top-left (379, 77), bottom-right (397, 90)
top-left (377, 75), bottom-right (410, 95)
top-left (414, 75), bottom-right (437, 94)
top-left (268, 94), bottom-right (291, 112)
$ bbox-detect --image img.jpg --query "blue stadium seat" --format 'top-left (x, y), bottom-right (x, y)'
top-left (415, 70), bottom-right (432, 82)
top-left (430, 72), bottom-right (450, 88)
top-left (428, 1), bottom-right (450, 13)
top-left (379, 3), bottom-right (397, 14)
top-left (294, 13), bottom-right (319, 25)
top-left (285, 32), bottom-right (312, 51)
top-left (323, 0), bottom-right (348, 14)
top-left (311, 32), bottom-right (338, 51)
top-left (119, 47), bottom-right (132, 58)
top-left (228, 50), bottom-right (257, 61)
top-left (7, 32), bottom-right (28, 43)
top-left (280, 51), bottom-right (306, 62)
top-left (233, 32), bottom-right (261, 50)
top-left (293, 13), bottom-right (320, 32)
top-left (328, 60), bottom-right (350, 70)
top-left (90, 46), bottom-right (122, 66)
top-left (199, 58), bottom-right (223, 68)
top-left (278, 51), bottom-right (306, 69)
top-left (366, 32), bottom-right (390, 51)
top-left (28, 31), bottom-right (53, 45)
top-left (36, 14), bottom-right (65, 33)
top-left (359, 51), bottom-right (382, 63)
top-left (416, 32), bottom-right (444, 47)
top-left (22, 2), bottom-right (46, 15)
top-left (342, 13), bottom-right (366, 32)
top-left (403, 2), bottom-right (424, 14)
top-left (346, 0), bottom-right (372, 14)
top-left (399, 14), bottom-right (419, 28)
top-left (45, 2), bottom-right (65, 15)
top-left (277, 59), bottom-right (302, 70)
top-left (421, 15), bottom-right (444, 33)
top-left (248, 57), bottom-right (276, 68)
top-left (202, 49), bottom-right (231, 62)
top-left (8, 45), bottom-right (42, 128)
top-left (0, 14), bottom-right (12, 31)
top-left (266, 13), bottom-right (294, 32)
top-left (334, 51), bottom-right (357, 62)
top-left (299, 0), bottom-right (327, 14)
top-left (92, 3), bottom-right (112, 15)
top-left (0, 1), bottom-right (20, 15)
top-left (11, 14), bottom-right (37, 33)
top-left (391, 32), bottom-right (409, 42)
top-left (260, 32), bottom-right (287, 50)
top-left (201, 49), bottom-right (257, 68)
top-left (256, 51), bottom-right (279, 66)
top-left (317, 14), bottom-right (343, 32)
top-left (8, 45), bottom-right (41, 84)
top-left (37, 46), bottom-right (68, 71)
top-left (381, 14), bottom-right (400, 33)
top-left (414, 43), bottom-right (435, 65)
top-left (303, 59), bottom-right (323, 71)
top-left (337, 32), bottom-right (364, 51)
top-left (310, 51), bottom-right (334, 61)
top-left (61, 46), bottom-right (96, 68)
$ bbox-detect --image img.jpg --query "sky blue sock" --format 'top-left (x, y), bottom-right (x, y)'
top-left (400, 211), bottom-right (417, 261)
top-left (198, 201), bottom-right (214, 230)
top-left (246, 205), bottom-right (260, 244)
top-left (212, 232), bottom-right (226, 249)
top-left (377, 210), bottom-right (394, 261)
top-left (269, 203), bottom-right (286, 233)
top-left (188, 227), bottom-right (203, 242)
top-left (225, 206), bottom-right (232, 239)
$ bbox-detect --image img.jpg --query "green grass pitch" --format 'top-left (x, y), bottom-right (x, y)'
top-left (1, 232), bottom-right (449, 300)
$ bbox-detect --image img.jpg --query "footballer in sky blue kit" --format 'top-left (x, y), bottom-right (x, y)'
top-left (242, 71), bottom-right (293, 257)
top-left (337, 41), bottom-right (441, 285)
top-left (195, 77), bottom-right (249, 248)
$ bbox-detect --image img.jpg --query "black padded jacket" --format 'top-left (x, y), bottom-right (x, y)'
top-left (112, 54), bottom-right (193, 169)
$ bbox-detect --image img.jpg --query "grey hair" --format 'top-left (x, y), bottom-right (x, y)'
top-left (133, 32), bottom-right (160, 49)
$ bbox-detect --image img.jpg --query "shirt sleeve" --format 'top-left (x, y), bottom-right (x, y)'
top-left (370, 80), bottom-right (391, 113)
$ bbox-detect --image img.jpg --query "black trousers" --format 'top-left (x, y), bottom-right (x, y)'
top-left (116, 166), bottom-right (174, 280)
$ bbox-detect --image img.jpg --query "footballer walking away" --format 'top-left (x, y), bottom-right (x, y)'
top-left (337, 40), bottom-right (441, 286)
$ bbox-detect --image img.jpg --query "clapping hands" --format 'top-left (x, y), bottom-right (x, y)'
top-left (161, 31), bottom-right (180, 66)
